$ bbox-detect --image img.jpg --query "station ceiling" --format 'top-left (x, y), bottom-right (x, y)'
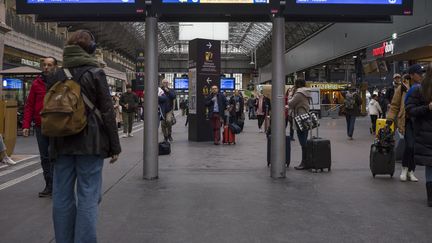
top-left (64, 21), bottom-right (329, 68)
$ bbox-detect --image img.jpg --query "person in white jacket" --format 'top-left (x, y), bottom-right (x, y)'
top-left (368, 94), bottom-right (382, 134)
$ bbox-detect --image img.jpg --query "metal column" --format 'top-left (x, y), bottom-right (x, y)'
top-left (143, 16), bottom-right (159, 180)
top-left (270, 16), bottom-right (286, 179)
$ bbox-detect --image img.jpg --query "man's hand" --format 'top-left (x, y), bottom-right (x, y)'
top-left (110, 154), bottom-right (119, 164)
top-left (22, 129), bottom-right (30, 137)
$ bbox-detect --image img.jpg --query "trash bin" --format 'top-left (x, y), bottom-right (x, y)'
top-left (0, 100), bottom-right (17, 156)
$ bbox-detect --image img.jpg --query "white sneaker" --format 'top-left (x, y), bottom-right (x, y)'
top-left (408, 171), bottom-right (419, 182)
top-left (128, 133), bottom-right (134, 137)
top-left (3, 156), bottom-right (16, 165)
top-left (121, 133), bottom-right (128, 138)
top-left (259, 129), bottom-right (263, 133)
top-left (400, 167), bottom-right (408, 182)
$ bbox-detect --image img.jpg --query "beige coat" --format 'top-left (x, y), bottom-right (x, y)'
top-left (387, 80), bottom-right (410, 135)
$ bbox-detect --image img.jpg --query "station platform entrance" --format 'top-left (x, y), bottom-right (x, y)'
top-left (1, 115), bottom-right (431, 242)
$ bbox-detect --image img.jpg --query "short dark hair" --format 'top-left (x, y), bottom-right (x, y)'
top-left (45, 56), bottom-right (58, 66)
top-left (294, 79), bottom-right (306, 88)
top-left (372, 94), bottom-right (378, 99)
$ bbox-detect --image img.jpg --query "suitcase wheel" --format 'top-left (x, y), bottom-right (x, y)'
top-left (373, 174), bottom-right (376, 178)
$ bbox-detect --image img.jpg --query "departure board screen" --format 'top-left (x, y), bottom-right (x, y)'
top-left (296, 0), bottom-right (402, 4)
top-left (27, 0), bottom-right (135, 3)
top-left (162, 0), bottom-right (268, 4)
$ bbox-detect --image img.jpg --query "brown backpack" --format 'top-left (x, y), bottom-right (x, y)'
top-left (41, 69), bottom-right (97, 137)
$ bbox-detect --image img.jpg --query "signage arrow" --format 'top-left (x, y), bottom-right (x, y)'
top-left (206, 77), bottom-right (212, 85)
top-left (206, 42), bottom-right (212, 49)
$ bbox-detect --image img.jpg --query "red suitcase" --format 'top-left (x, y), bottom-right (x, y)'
top-left (223, 124), bottom-right (236, 145)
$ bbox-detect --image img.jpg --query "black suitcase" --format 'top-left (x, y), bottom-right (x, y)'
top-left (305, 128), bottom-right (331, 172)
top-left (267, 135), bottom-right (291, 168)
top-left (229, 123), bottom-right (242, 134)
top-left (158, 141), bottom-right (171, 155)
top-left (370, 144), bottom-right (395, 178)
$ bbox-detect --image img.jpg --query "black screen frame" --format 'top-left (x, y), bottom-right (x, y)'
top-left (284, 0), bottom-right (413, 17)
top-left (16, 0), bottom-right (146, 18)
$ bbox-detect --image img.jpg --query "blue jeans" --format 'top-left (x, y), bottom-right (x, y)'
top-left (345, 115), bottom-right (356, 138)
top-left (35, 127), bottom-right (53, 184)
top-left (53, 155), bottom-right (104, 243)
top-left (426, 166), bottom-right (432, 182)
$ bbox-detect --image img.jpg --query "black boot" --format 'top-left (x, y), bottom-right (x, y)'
top-left (427, 182), bottom-right (432, 207)
top-left (295, 147), bottom-right (307, 170)
top-left (39, 179), bottom-right (52, 198)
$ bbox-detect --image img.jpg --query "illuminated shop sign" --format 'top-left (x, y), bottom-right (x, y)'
top-left (21, 58), bottom-right (40, 68)
top-left (372, 41), bottom-right (395, 57)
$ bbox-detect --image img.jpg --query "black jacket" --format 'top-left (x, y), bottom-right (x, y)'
top-left (162, 88), bottom-right (176, 112)
top-left (255, 96), bottom-right (271, 115)
top-left (344, 92), bottom-right (362, 116)
top-left (120, 92), bottom-right (139, 113)
top-left (47, 66), bottom-right (121, 159)
top-left (229, 95), bottom-right (244, 115)
top-left (205, 93), bottom-right (228, 119)
top-left (405, 86), bottom-right (432, 166)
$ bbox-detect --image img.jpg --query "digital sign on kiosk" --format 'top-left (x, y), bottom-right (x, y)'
top-left (174, 77), bottom-right (189, 90)
top-left (220, 78), bottom-right (235, 90)
top-left (16, 0), bottom-right (146, 20)
top-left (285, 0), bottom-right (413, 18)
top-left (2, 79), bottom-right (23, 90)
top-left (153, 0), bottom-right (279, 21)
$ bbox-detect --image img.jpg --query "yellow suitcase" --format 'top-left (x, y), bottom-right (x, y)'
top-left (376, 119), bottom-right (395, 135)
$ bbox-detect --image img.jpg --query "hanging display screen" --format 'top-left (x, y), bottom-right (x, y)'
top-left (2, 79), bottom-right (23, 90)
top-left (153, 0), bottom-right (279, 22)
top-left (174, 78), bottom-right (189, 90)
top-left (296, 0), bottom-right (402, 4)
top-left (27, 0), bottom-right (135, 3)
top-left (220, 78), bottom-right (235, 90)
top-left (285, 0), bottom-right (413, 18)
top-left (16, 0), bottom-right (145, 20)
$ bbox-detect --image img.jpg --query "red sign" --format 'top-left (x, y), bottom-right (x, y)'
top-left (373, 41), bottom-right (394, 57)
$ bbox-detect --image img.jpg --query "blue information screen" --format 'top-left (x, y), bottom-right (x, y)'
top-left (174, 78), bottom-right (189, 90)
top-left (220, 78), bottom-right (235, 90)
top-left (296, 0), bottom-right (402, 4)
top-left (2, 79), bottom-right (23, 89)
top-left (162, 0), bottom-right (268, 4)
top-left (27, 0), bottom-right (135, 3)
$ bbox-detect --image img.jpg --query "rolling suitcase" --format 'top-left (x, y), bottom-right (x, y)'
top-left (223, 124), bottom-right (235, 144)
top-left (158, 141), bottom-right (171, 155)
top-left (370, 144), bottom-right (395, 178)
top-left (305, 127), bottom-right (331, 172)
top-left (267, 134), bottom-right (291, 168)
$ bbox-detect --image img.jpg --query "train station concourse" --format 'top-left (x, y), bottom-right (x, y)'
top-left (1, 0), bottom-right (432, 242)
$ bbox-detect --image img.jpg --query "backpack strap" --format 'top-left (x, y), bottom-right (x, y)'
top-left (63, 68), bottom-right (103, 122)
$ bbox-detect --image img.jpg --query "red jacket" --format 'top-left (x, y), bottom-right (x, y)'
top-left (23, 76), bottom-right (46, 128)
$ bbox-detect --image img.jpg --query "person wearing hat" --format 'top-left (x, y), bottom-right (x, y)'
top-left (120, 84), bottom-right (139, 137)
top-left (389, 64), bottom-right (425, 182)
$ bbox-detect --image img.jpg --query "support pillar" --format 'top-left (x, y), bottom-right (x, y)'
top-left (143, 17), bottom-right (159, 180)
top-left (270, 16), bottom-right (286, 179)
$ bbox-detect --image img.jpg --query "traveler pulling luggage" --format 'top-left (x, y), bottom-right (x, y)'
top-left (370, 124), bottom-right (395, 178)
top-left (223, 113), bottom-right (235, 145)
top-left (305, 126), bottom-right (332, 172)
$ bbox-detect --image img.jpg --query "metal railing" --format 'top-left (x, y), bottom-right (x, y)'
top-left (6, 9), bottom-right (65, 48)
top-left (320, 104), bottom-right (343, 118)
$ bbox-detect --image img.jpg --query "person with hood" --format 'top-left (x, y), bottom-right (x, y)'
top-left (47, 30), bottom-right (121, 243)
top-left (405, 63), bottom-right (432, 206)
top-left (22, 56), bottom-right (57, 197)
top-left (368, 94), bottom-right (382, 134)
top-left (289, 79), bottom-right (311, 170)
top-left (120, 84), bottom-right (139, 138)
top-left (343, 88), bottom-right (362, 140)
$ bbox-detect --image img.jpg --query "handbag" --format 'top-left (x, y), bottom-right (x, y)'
top-left (294, 112), bottom-right (319, 132)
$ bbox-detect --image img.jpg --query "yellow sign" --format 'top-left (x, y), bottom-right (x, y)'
top-left (307, 83), bottom-right (347, 90)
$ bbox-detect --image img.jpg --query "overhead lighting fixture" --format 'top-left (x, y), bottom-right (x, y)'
top-left (392, 32), bottom-right (398, 40)
top-left (353, 55), bottom-right (358, 59)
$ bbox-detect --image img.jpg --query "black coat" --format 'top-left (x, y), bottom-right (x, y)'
top-left (405, 86), bottom-right (432, 166)
top-left (205, 93), bottom-right (228, 119)
top-left (229, 95), bottom-right (244, 114)
top-left (47, 66), bottom-right (121, 159)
